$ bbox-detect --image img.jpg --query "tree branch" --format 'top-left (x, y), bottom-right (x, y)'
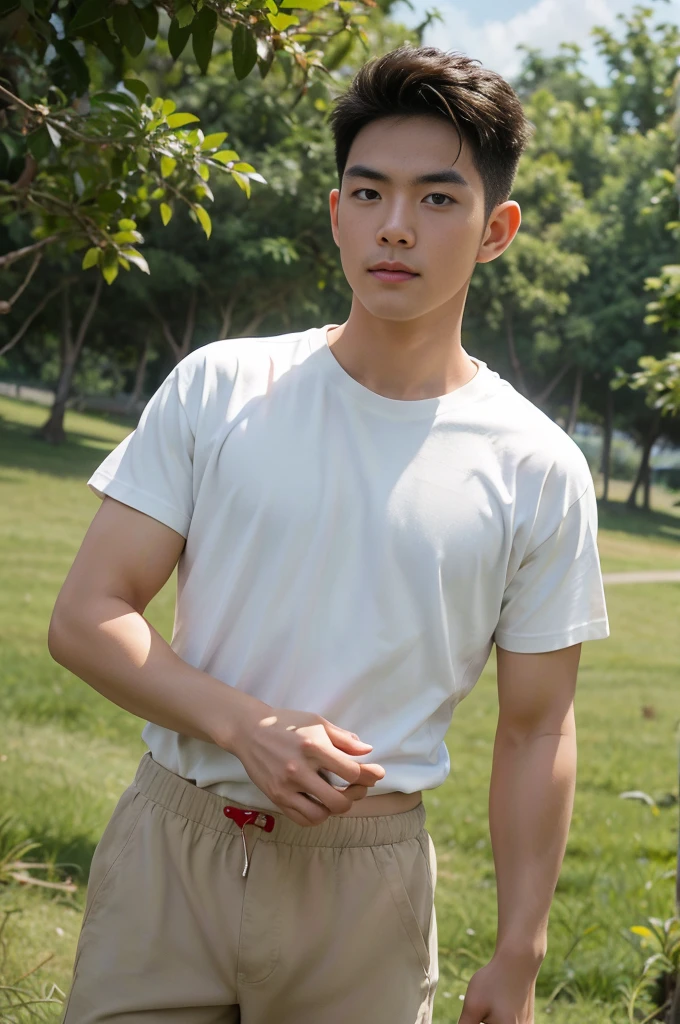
top-left (0, 250), bottom-right (42, 314)
top-left (0, 235), bottom-right (58, 270)
top-left (532, 361), bottom-right (572, 406)
top-left (147, 299), bottom-right (180, 360)
top-left (0, 279), bottom-right (70, 358)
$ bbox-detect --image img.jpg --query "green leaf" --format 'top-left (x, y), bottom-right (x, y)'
top-left (161, 99), bottom-right (176, 116)
top-left (201, 132), bottom-right (227, 150)
top-left (112, 230), bottom-right (143, 244)
top-left (91, 89), bottom-right (138, 110)
top-left (120, 247), bottom-right (150, 273)
top-left (232, 171), bottom-right (251, 197)
top-left (124, 77), bottom-right (150, 102)
top-left (118, 256), bottom-right (131, 270)
top-left (175, 0), bottom-right (194, 27)
top-left (150, 187), bottom-right (165, 199)
top-left (102, 260), bottom-right (119, 285)
top-left (211, 149), bottom-right (239, 164)
top-left (82, 247), bottom-right (100, 269)
top-left (166, 112), bottom-right (200, 128)
top-left (279, 0), bottom-right (330, 8)
top-left (45, 122), bottom-right (62, 148)
top-left (631, 926), bottom-right (654, 939)
top-left (27, 126), bottom-right (51, 161)
top-left (113, 4), bottom-right (146, 56)
top-left (197, 163), bottom-right (210, 181)
top-left (21, 0), bottom-right (35, 15)
top-left (257, 37), bottom-right (274, 79)
top-left (98, 189), bottom-right (122, 212)
top-left (231, 23), bottom-right (257, 81)
top-left (194, 204), bottom-right (212, 238)
top-left (54, 38), bottom-right (91, 94)
top-left (118, 218), bottom-right (136, 230)
top-left (192, 6), bottom-right (217, 75)
top-left (232, 162), bottom-right (256, 173)
top-left (0, 0), bottom-right (20, 16)
top-left (160, 155), bottom-right (177, 178)
top-left (137, 3), bottom-right (158, 37)
top-left (167, 17), bottom-right (192, 58)
top-left (79, 20), bottom-right (122, 69)
top-left (266, 12), bottom-right (298, 30)
top-left (67, 0), bottom-right (109, 34)
top-left (160, 202), bottom-right (173, 225)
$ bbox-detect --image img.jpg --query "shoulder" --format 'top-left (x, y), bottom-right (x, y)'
top-left (484, 375), bottom-right (592, 505)
top-left (171, 328), bottom-right (317, 415)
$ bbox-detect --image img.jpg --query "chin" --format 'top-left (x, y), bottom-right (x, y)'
top-left (356, 296), bottom-right (431, 323)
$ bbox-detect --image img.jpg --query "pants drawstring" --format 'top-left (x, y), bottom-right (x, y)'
top-left (223, 806), bottom-right (276, 878)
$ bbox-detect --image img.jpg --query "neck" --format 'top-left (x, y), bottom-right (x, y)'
top-left (326, 292), bottom-right (477, 401)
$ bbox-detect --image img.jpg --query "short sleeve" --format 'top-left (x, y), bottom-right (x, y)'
top-left (87, 362), bottom-right (197, 538)
top-left (494, 482), bottom-right (610, 653)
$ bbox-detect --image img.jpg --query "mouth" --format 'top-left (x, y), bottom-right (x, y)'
top-left (368, 262), bottom-right (419, 283)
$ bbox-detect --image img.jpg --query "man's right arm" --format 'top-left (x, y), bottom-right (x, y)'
top-left (48, 496), bottom-right (384, 826)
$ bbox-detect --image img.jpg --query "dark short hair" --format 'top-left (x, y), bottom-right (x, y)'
top-left (328, 46), bottom-right (533, 219)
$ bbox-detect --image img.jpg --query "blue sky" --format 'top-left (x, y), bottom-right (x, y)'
top-left (393, 0), bottom-right (680, 81)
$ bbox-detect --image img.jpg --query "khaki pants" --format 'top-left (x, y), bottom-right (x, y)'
top-left (63, 752), bottom-right (439, 1023)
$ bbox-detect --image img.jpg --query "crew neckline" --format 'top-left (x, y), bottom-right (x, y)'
top-left (308, 324), bottom-right (498, 419)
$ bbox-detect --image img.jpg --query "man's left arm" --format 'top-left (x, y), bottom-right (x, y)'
top-left (458, 643), bottom-right (580, 1024)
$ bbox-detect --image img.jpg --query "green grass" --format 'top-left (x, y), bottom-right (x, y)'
top-left (0, 396), bottom-right (679, 1023)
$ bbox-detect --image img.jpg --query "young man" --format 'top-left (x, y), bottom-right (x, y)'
top-left (50, 45), bottom-right (609, 1024)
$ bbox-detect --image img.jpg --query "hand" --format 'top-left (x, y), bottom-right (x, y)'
top-left (229, 702), bottom-right (386, 827)
top-left (458, 953), bottom-right (538, 1024)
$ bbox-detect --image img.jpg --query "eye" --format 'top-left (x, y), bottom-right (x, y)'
top-left (353, 188), bottom-right (381, 201)
top-left (423, 193), bottom-right (455, 206)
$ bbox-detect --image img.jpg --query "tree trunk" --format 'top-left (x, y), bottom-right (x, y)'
top-left (601, 387), bottom-right (614, 504)
top-left (39, 277), bottom-right (103, 444)
top-left (566, 366), bottom-right (583, 436)
top-left (126, 337), bottom-right (151, 412)
top-left (504, 305), bottom-right (528, 396)
top-left (626, 416), bottom-right (659, 510)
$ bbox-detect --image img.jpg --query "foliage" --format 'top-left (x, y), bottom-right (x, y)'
top-left (0, 0), bottom-right (373, 286)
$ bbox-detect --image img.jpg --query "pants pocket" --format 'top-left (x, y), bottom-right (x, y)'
top-left (371, 839), bottom-right (433, 976)
top-left (80, 784), bottom-right (147, 929)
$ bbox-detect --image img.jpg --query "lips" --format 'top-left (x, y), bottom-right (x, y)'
top-left (368, 262), bottom-right (419, 283)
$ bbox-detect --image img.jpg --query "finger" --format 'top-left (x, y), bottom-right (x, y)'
top-left (316, 747), bottom-right (386, 787)
top-left (278, 792), bottom-right (331, 828)
top-left (301, 772), bottom-right (363, 815)
top-left (322, 720), bottom-right (374, 754)
top-left (333, 783), bottom-right (369, 803)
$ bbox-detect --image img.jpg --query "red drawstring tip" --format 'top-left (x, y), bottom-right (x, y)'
top-left (223, 807), bottom-right (276, 878)
top-left (223, 807), bottom-right (275, 832)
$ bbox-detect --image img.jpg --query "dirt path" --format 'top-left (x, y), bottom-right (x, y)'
top-left (602, 570), bottom-right (680, 585)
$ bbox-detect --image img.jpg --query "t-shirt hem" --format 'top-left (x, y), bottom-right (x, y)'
top-left (87, 471), bottom-right (191, 538)
top-left (494, 619), bottom-right (610, 654)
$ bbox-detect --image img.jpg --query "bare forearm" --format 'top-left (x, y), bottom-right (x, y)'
top-left (48, 597), bottom-right (266, 752)
top-left (489, 719), bottom-right (577, 960)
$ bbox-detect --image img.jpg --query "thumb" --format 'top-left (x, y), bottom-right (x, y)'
top-left (322, 719), bottom-right (373, 753)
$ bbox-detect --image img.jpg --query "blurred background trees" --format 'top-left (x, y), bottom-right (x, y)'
top-left (1, 0), bottom-right (680, 508)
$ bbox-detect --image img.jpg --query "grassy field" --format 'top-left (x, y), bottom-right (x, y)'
top-left (0, 395), bottom-right (678, 1023)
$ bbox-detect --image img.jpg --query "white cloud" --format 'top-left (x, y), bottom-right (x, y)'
top-left (413, 0), bottom-right (680, 80)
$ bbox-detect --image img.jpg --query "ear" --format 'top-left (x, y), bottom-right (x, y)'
top-left (329, 188), bottom-right (340, 247)
top-left (476, 201), bottom-right (521, 264)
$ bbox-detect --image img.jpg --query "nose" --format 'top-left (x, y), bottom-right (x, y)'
top-left (376, 199), bottom-right (415, 248)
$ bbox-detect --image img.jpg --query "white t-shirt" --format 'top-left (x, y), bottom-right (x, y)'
top-left (88, 325), bottom-right (609, 812)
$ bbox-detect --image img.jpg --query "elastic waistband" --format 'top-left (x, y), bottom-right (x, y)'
top-left (134, 752), bottom-right (426, 847)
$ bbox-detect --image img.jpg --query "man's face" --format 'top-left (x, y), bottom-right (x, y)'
top-left (329, 114), bottom-right (518, 323)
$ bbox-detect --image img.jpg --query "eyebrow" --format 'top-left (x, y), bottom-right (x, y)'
top-left (343, 164), bottom-right (470, 188)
